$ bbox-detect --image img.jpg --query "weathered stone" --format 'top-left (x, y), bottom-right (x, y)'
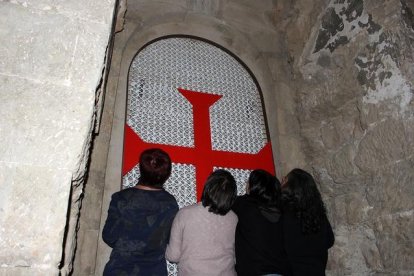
top-left (222, 1), bottom-right (269, 33)
top-left (326, 144), bottom-right (359, 183)
top-left (0, 164), bottom-right (72, 269)
top-left (328, 226), bottom-right (380, 275)
top-left (187, 0), bottom-right (223, 16)
top-left (4, 0), bottom-right (115, 24)
top-left (1, 0), bottom-right (412, 275)
top-left (331, 191), bottom-right (370, 226)
top-left (355, 119), bottom-right (407, 172)
top-left (0, 3), bottom-right (76, 85)
top-left (366, 157), bottom-right (414, 214)
top-left (373, 210), bottom-right (414, 270)
top-left (69, 20), bottom-right (113, 90)
top-left (126, 1), bottom-right (186, 22)
top-left (0, 75), bottom-right (94, 169)
top-left (0, 0), bottom-right (115, 274)
top-left (320, 104), bottom-right (362, 151)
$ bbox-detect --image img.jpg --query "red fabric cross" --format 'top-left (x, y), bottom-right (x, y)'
top-left (123, 88), bottom-right (275, 201)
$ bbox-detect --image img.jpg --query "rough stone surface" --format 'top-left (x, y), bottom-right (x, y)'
top-left (0, 0), bottom-right (116, 275)
top-left (3, 0), bottom-right (408, 275)
top-left (289, 0), bottom-right (414, 274)
top-left (83, 0), bottom-right (413, 275)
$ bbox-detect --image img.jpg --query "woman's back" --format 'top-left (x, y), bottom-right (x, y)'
top-left (281, 168), bottom-right (335, 276)
top-left (283, 210), bottom-right (334, 276)
top-left (166, 203), bottom-right (238, 276)
top-left (233, 194), bottom-right (288, 276)
top-left (166, 169), bottom-right (238, 276)
top-left (103, 187), bottom-right (178, 275)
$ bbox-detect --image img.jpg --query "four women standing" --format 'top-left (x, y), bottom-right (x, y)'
top-left (103, 148), bottom-right (334, 275)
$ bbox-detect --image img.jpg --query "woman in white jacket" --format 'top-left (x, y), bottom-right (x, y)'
top-left (166, 169), bottom-right (238, 276)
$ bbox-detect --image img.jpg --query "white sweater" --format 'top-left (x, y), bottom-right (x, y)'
top-left (166, 203), bottom-right (238, 276)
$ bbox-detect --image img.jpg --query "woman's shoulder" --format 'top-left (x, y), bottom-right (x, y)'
top-left (179, 203), bottom-right (202, 213)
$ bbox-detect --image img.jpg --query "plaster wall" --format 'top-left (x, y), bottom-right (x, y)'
top-left (0, 1), bottom-right (116, 275)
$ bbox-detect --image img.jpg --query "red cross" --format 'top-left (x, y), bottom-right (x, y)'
top-left (123, 88), bottom-right (275, 201)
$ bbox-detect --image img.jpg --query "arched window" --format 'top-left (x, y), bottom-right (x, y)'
top-left (123, 36), bottom-right (274, 200)
top-left (122, 36), bottom-right (275, 275)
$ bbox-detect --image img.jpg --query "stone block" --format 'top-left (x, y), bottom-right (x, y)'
top-left (0, 3), bottom-right (77, 86)
top-left (355, 119), bottom-right (408, 172)
top-left (367, 157), bottom-right (414, 213)
top-left (0, 75), bottom-right (94, 170)
top-left (321, 102), bottom-right (363, 151)
top-left (373, 210), bottom-right (414, 270)
top-left (332, 192), bottom-right (370, 226)
top-left (0, 164), bottom-right (71, 270)
top-left (328, 226), bottom-right (378, 275)
top-left (0, 3), bottom-right (112, 90)
top-left (222, 2), bottom-right (269, 33)
top-left (249, 31), bottom-right (284, 54)
top-left (69, 20), bottom-right (112, 90)
top-left (326, 144), bottom-right (358, 184)
top-left (276, 134), bottom-right (306, 175)
top-left (5, 0), bottom-right (116, 24)
top-left (186, 0), bottom-right (222, 16)
top-left (403, 117), bottom-right (414, 156)
top-left (0, 266), bottom-right (58, 276)
top-left (74, 229), bottom-right (100, 275)
top-left (227, 0), bottom-right (274, 11)
top-left (126, 2), bottom-right (186, 22)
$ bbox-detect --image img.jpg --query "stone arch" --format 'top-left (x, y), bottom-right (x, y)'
top-left (122, 34), bottom-right (277, 275)
top-left (89, 13), bottom-right (288, 276)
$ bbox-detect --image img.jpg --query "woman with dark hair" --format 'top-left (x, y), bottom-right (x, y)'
top-left (166, 169), bottom-right (238, 276)
top-left (232, 169), bottom-right (289, 276)
top-left (281, 168), bottom-right (335, 276)
top-left (102, 148), bottom-right (179, 276)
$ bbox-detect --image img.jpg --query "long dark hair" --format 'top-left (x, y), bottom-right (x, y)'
top-left (282, 168), bottom-right (326, 234)
top-left (201, 169), bottom-right (237, 216)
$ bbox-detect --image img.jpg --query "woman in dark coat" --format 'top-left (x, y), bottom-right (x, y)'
top-left (232, 169), bottom-right (289, 276)
top-left (281, 168), bottom-right (335, 276)
top-left (102, 148), bottom-right (179, 276)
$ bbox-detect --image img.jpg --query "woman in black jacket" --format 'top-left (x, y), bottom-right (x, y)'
top-left (232, 169), bottom-right (289, 276)
top-left (281, 168), bottom-right (335, 276)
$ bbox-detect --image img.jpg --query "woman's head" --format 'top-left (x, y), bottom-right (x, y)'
top-left (282, 168), bottom-right (326, 234)
top-left (248, 169), bottom-right (281, 206)
top-left (138, 148), bottom-right (172, 188)
top-left (201, 169), bottom-right (237, 216)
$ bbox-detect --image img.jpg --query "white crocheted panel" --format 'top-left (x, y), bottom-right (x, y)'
top-left (123, 37), bottom-right (270, 275)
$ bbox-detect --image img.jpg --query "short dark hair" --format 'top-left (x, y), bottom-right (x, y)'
top-left (248, 169), bottom-right (281, 207)
top-left (201, 169), bottom-right (237, 215)
top-left (138, 148), bottom-right (172, 188)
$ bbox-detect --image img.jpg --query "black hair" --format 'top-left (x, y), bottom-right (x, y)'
top-left (281, 168), bottom-right (327, 234)
top-left (248, 169), bottom-right (281, 207)
top-left (138, 148), bottom-right (172, 188)
top-left (201, 169), bottom-right (237, 216)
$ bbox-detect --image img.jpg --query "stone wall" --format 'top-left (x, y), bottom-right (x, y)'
top-left (71, 0), bottom-right (414, 275)
top-left (79, 0), bottom-right (307, 274)
top-left (284, 0), bottom-right (414, 274)
top-left (0, 1), bottom-right (115, 275)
